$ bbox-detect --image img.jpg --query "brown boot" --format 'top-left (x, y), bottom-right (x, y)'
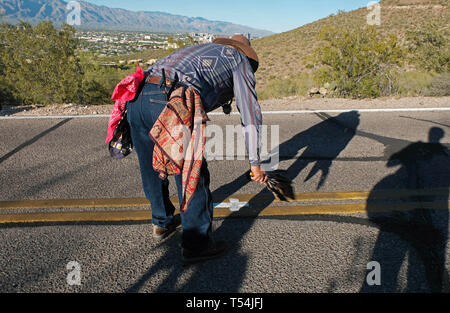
top-left (152, 214), bottom-right (181, 241)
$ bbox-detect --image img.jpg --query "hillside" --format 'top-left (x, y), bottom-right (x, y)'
top-left (252, 0), bottom-right (449, 95)
top-left (0, 0), bottom-right (273, 36)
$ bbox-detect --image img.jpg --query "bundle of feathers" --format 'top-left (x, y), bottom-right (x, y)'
top-left (250, 171), bottom-right (295, 201)
top-left (265, 172), bottom-right (295, 201)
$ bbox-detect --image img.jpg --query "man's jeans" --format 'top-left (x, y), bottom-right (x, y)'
top-left (127, 81), bottom-right (213, 251)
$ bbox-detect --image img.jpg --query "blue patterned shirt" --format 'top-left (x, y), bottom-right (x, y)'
top-left (146, 43), bottom-right (262, 165)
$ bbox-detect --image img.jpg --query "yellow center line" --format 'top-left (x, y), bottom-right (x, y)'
top-left (0, 197), bottom-right (150, 210)
top-left (0, 201), bottom-right (448, 224)
top-left (0, 188), bottom-right (448, 210)
top-left (0, 189), bottom-right (448, 224)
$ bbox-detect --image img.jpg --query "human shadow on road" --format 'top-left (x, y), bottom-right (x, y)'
top-left (212, 111), bottom-right (361, 199)
top-left (361, 127), bottom-right (450, 293)
top-left (126, 111), bottom-right (360, 292)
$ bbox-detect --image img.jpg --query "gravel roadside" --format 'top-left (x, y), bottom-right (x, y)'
top-left (1, 96), bottom-right (449, 117)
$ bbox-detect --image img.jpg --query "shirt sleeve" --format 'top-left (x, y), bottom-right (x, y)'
top-left (233, 58), bottom-right (263, 166)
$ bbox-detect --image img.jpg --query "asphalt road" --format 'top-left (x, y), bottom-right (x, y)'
top-left (0, 109), bottom-right (449, 293)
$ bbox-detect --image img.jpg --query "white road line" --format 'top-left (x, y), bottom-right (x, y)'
top-left (1, 107), bottom-right (450, 120)
top-left (256, 108), bottom-right (450, 115)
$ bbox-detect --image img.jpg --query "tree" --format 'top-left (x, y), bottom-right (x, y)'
top-left (0, 21), bottom-right (83, 105)
top-left (0, 21), bottom-right (20, 106)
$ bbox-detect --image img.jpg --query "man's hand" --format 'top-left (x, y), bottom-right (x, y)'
top-left (250, 165), bottom-right (268, 184)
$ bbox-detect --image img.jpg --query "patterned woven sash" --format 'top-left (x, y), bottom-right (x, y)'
top-left (149, 86), bottom-right (209, 212)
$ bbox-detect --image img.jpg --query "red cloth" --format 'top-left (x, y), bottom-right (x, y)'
top-left (105, 65), bottom-right (145, 144)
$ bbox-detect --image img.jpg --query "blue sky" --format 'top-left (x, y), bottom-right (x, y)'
top-left (85, 0), bottom-right (378, 33)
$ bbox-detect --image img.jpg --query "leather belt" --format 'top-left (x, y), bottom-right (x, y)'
top-left (146, 75), bottom-right (174, 87)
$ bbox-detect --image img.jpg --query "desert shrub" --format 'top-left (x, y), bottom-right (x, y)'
top-left (425, 72), bottom-right (450, 96)
top-left (313, 26), bottom-right (404, 98)
top-left (406, 23), bottom-right (450, 73)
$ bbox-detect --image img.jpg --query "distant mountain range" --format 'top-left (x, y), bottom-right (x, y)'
top-left (0, 0), bottom-right (273, 37)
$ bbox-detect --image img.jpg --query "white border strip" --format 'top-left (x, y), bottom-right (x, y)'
top-left (1, 107), bottom-right (449, 120)
top-left (256, 107), bottom-right (450, 115)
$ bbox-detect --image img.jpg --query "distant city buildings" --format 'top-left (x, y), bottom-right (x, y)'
top-left (81, 31), bottom-right (255, 68)
top-left (189, 32), bottom-right (216, 44)
top-left (76, 31), bottom-right (170, 55)
top-left (76, 31), bottom-right (219, 56)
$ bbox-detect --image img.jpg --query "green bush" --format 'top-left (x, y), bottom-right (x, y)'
top-left (406, 23), bottom-right (450, 73)
top-left (79, 54), bottom-right (133, 105)
top-left (0, 21), bottom-right (84, 105)
top-left (0, 79), bottom-right (19, 106)
top-left (0, 21), bottom-right (183, 106)
top-left (0, 21), bottom-right (138, 106)
top-left (313, 26), bottom-right (404, 98)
